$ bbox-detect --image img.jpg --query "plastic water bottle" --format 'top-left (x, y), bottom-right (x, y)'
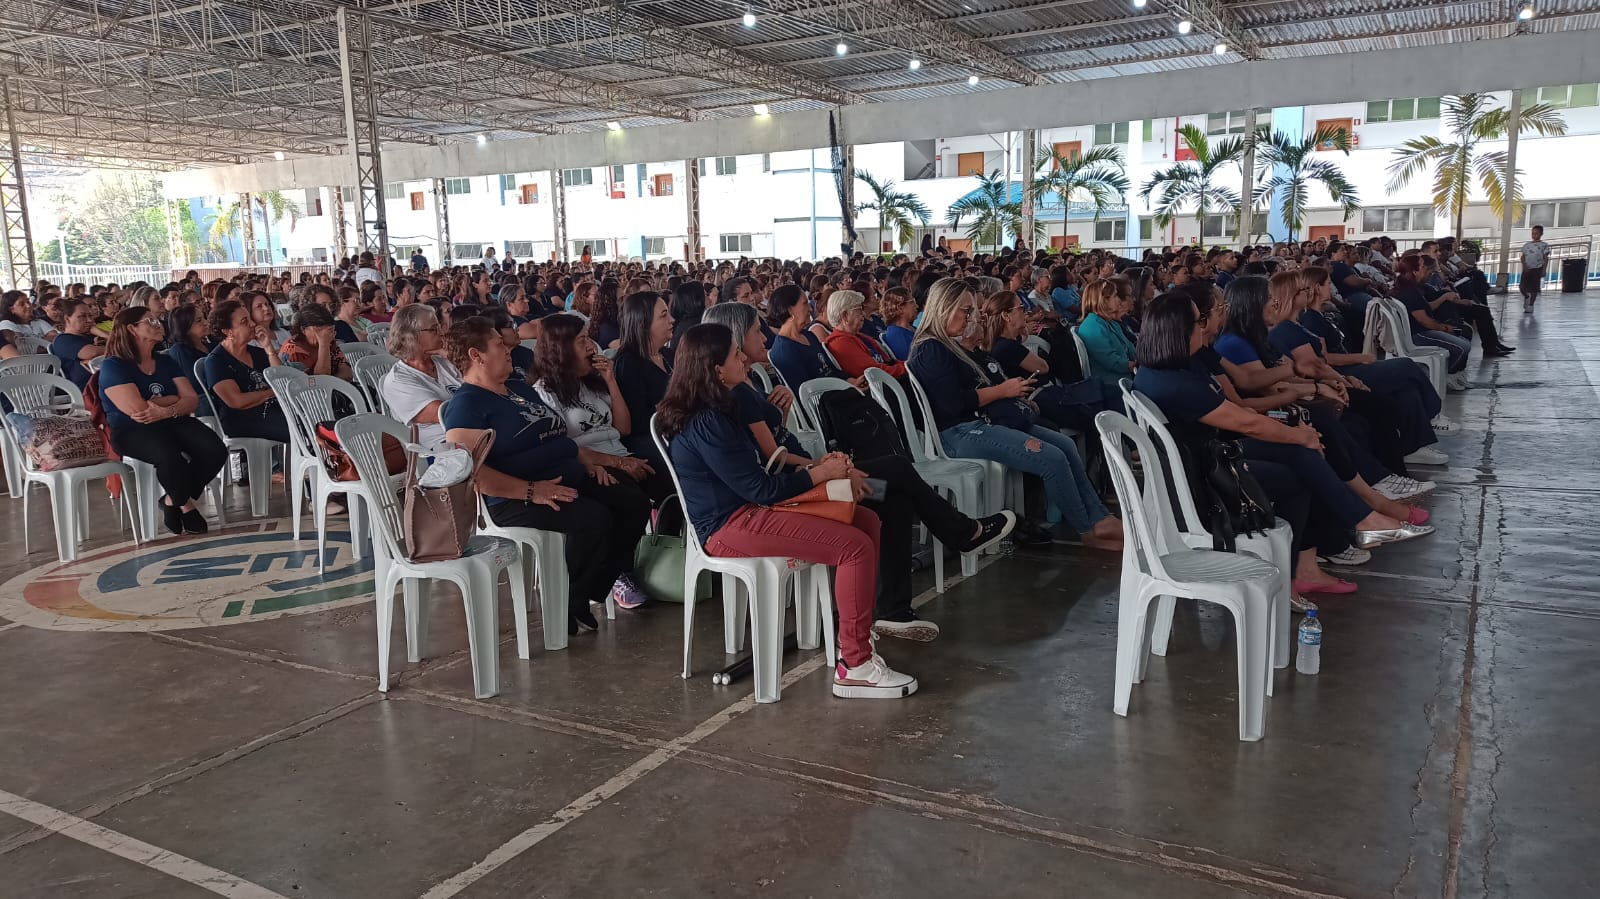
top-left (1296, 610), bottom-right (1322, 676)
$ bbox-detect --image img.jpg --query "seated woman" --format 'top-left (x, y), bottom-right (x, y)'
top-left (1417, 254), bottom-right (1511, 358)
top-left (360, 281), bottom-right (391, 325)
top-left (667, 281), bottom-right (708, 356)
top-left (1134, 291), bottom-right (1432, 597)
top-left (1391, 255), bottom-right (1471, 388)
top-left (440, 317), bottom-right (651, 633)
top-left (1215, 276), bottom-right (1433, 516)
top-left (587, 279), bottom-right (622, 350)
top-left (279, 305), bottom-right (354, 381)
top-left (706, 301), bottom-right (1015, 640)
top-left (164, 304), bottom-right (215, 417)
top-left (247, 290), bottom-right (290, 353)
top-left (823, 290), bottom-right (905, 379)
top-left (975, 290), bottom-right (1106, 434)
top-left (909, 278), bottom-right (1123, 550)
top-left (1075, 278), bottom-right (1136, 389)
top-left (658, 323), bottom-right (914, 698)
top-left (879, 287), bottom-right (918, 361)
top-left (203, 299), bottom-right (291, 444)
top-left (100, 308), bottom-right (227, 535)
top-left (334, 288), bottom-right (369, 343)
top-left (612, 290), bottom-right (674, 474)
top-left (382, 304), bottom-right (461, 447)
top-left (768, 284), bottom-right (851, 390)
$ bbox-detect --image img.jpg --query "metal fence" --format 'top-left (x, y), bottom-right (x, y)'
top-left (36, 262), bottom-right (170, 286)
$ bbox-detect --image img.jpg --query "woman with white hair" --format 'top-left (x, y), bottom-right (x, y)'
top-left (382, 303), bottom-right (461, 447)
top-left (907, 277), bottom-right (1122, 550)
top-left (823, 290), bottom-right (905, 379)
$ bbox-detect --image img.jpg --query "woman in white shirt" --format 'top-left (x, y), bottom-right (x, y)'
top-left (530, 313), bottom-right (668, 503)
top-left (381, 304), bottom-right (460, 447)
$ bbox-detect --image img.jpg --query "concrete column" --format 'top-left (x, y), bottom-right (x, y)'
top-left (1020, 129), bottom-right (1037, 252)
top-left (1239, 107), bottom-right (1259, 251)
top-left (1125, 121), bottom-right (1141, 255)
top-left (551, 169), bottom-right (568, 263)
top-left (1495, 89), bottom-right (1522, 292)
top-left (1266, 107), bottom-right (1304, 244)
top-left (330, 187), bottom-right (348, 263)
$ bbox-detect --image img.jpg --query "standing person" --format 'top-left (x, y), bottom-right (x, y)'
top-left (1520, 225), bottom-right (1551, 315)
top-left (98, 308), bottom-right (226, 535)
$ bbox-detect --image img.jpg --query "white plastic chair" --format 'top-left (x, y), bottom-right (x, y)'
top-left (1069, 326), bottom-right (1094, 380)
top-left (650, 415), bottom-right (834, 704)
top-left (335, 413), bottom-right (526, 699)
top-left (1364, 298), bottom-right (1447, 400)
top-left (520, 338), bottom-right (538, 352)
top-left (192, 358), bottom-right (282, 517)
top-left (748, 364), bottom-right (775, 395)
top-left (1023, 334), bottom-right (1049, 357)
top-left (1095, 411), bottom-right (1279, 741)
top-left (262, 367), bottom-right (317, 528)
top-left (856, 370), bottom-right (990, 584)
top-left (0, 355), bottom-right (62, 498)
top-left (599, 347), bottom-right (617, 360)
top-left (338, 341), bottom-right (382, 364)
top-left (352, 353), bottom-right (400, 417)
top-left (13, 332), bottom-right (51, 356)
top-left (274, 303), bottom-right (296, 327)
top-left (363, 324), bottom-right (390, 348)
top-left (901, 365), bottom-right (1023, 518)
top-left (1121, 386), bottom-right (1294, 682)
top-left (279, 374), bottom-right (375, 569)
top-left (0, 373), bottom-right (141, 561)
top-left (475, 494), bottom-right (587, 654)
top-left (84, 356), bottom-right (106, 374)
top-left (765, 364), bottom-right (826, 460)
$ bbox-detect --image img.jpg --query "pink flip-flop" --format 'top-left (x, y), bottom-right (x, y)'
top-left (1292, 578), bottom-right (1358, 595)
top-left (1407, 506), bottom-right (1430, 526)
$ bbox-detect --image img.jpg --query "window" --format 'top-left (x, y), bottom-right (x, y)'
top-left (302, 189), bottom-right (323, 217)
top-left (1141, 120), bottom-right (1154, 143)
top-left (1365, 97), bottom-right (1442, 124)
top-left (384, 183), bottom-right (404, 200)
top-left (1523, 83), bottom-right (1600, 109)
top-left (1361, 206), bottom-right (1435, 232)
top-left (506, 241), bottom-right (534, 257)
top-left (715, 156), bottom-right (738, 176)
top-left (561, 168), bottom-right (593, 186)
top-left (409, 192), bottom-right (425, 211)
top-left (444, 177), bottom-right (471, 195)
top-left (610, 165), bottom-right (624, 183)
top-left (1094, 219), bottom-right (1127, 241)
top-left (1201, 214), bottom-right (1235, 238)
top-left (1523, 200), bottom-right (1587, 228)
top-left (571, 239), bottom-right (603, 258)
top-left (719, 234), bottom-right (753, 253)
top-left (1139, 217), bottom-right (1154, 241)
top-left (451, 243), bottom-right (484, 259)
top-left (341, 187), bottom-right (354, 203)
top-left (1093, 122), bottom-right (1129, 147)
top-left (311, 247), bottom-right (328, 262)
top-left (499, 174), bottom-right (516, 191)
top-left (643, 237), bottom-right (666, 256)
top-left (1205, 110), bottom-right (1267, 136)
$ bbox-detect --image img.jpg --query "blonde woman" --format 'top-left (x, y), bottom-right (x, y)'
top-left (906, 278), bottom-right (1122, 550)
top-left (1075, 278), bottom-right (1136, 388)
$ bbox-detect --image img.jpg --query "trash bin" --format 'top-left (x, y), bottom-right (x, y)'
top-left (1562, 257), bottom-right (1587, 293)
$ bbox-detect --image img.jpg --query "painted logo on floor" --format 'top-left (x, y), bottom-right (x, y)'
top-left (0, 522), bottom-right (375, 631)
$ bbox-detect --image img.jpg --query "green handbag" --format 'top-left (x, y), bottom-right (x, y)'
top-left (633, 495), bottom-right (711, 605)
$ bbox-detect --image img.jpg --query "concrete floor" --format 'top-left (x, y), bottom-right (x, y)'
top-left (1, 290), bottom-right (1597, 898)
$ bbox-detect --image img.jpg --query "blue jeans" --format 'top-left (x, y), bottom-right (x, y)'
top-left (940, 421), bottom-right (1110, 534)
top-left (1412, 329), bottom-right (1470, 373)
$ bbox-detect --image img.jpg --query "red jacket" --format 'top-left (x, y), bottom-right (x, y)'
top-left (825, 329), bottom-right (906, 378)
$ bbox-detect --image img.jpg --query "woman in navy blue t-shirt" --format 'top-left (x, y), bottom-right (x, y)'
top-left (100, 308), bottom-right (226, 535)
top-left (767, 284), bottom-right (849, 390)
top-left (440, 317), bottom-right (650, 633)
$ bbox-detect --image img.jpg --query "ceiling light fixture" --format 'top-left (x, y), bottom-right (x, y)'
top-left (1518, 2), bottom-right (1535, 19)
top-left (743, 11), bottom-right (757, 28)
top-left (1177, 18), bottom-right (1193, 34)
top-left (836, 40), bottom-right (849, 56)
top-left (1132, 0), bottom-right (1147, 7)
top-left (908, 58), bottom-right (921, 70)
top-left (476, 133), bottom-right (487, 145)
top-left (752, 103), bottom-right (770, 116)
top-left (607, 121), bottom-right (622, 131)
top-left (967, 74), bottom-right (980, 86)
top-left (273, 151), bottom-right (285, 161)
top-left (1213, 42), bottom-right (1228, 55)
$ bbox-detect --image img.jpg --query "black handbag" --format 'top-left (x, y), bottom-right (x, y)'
top-left (1177, 436), bottom-right (1276, 553)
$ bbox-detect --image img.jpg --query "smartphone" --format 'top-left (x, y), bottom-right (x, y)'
top-left (863, 478), bottom-right (889, 502)
top-left (1266, 410), bottom-right (1291, 423)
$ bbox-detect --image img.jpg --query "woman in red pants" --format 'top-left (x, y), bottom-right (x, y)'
top-left (656, 323), bottom-right (917, 700)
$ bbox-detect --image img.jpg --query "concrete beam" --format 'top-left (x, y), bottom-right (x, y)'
top-left (163, 28), bottom-right (1600, 198)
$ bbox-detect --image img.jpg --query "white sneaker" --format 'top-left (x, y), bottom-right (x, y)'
top-left (1431, 415), bottom-right (1459, 432)
top-left (1447, 373), bottom-right (1470, 392)
top-left (1318, 547), bottom-right (1372, 566)
top-left (1405, 447), bottom-right (1449, 466)
top-left (1375, 475), bottom-right (1435, 500)
top-left (871, 617), bottom-right (940, 643)
top-left (833, 653), bottom-right (919, 699)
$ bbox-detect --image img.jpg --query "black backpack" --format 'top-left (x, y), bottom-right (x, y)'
top-left (815, 386), bottom-right (911, 460)
top-left (1174, 435), bottom-right (1276, 553)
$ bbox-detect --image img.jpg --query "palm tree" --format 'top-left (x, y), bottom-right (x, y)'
top-left (854, 170), bottom-right (931, 252)
top-left (1254, 125), bottom-right (1361, 239)
top-left (1139, 124), bottom-right (1245, 246)
top-left (207, 199), bottom-right (246, 263)
top-left (251, 190), bottom-right (303, 266)
top-left (1027, 145), bottom-right (1129, 248)
top-left (948, 170), bottom-right (1041, 253)
top-left (1386, 92), bottom-right (1567, 241)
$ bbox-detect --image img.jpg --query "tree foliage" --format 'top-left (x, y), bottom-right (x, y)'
top-left (48, 175), bottom-right (172, 266)
top-left (854, 170), bottom-right (931, 250)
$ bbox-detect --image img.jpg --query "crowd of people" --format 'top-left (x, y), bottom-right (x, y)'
top-left (2, 228), bottom-right (1508, 699)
